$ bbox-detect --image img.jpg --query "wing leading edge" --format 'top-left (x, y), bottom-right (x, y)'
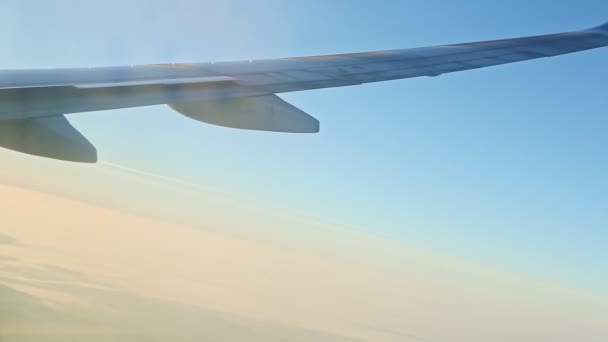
top-left (0, 22), bottom-right (607, 162)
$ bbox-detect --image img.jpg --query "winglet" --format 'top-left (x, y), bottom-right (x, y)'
top-left (589, 22), bottom-right (608, 33)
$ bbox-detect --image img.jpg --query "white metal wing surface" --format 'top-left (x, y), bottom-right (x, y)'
top-left (0, 22), bottom-right (606, 162)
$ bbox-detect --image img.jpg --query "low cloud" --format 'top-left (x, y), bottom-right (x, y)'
top-left (0, 234), bottom-right (16, 245)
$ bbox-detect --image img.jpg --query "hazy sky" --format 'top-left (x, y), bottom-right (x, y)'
top-left (0, 1), bottom-right (607, 341)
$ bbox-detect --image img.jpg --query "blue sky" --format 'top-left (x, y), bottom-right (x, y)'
top-left (1, 0), bottom-right (607, 294)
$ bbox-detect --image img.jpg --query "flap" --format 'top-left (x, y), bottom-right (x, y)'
top-left (73, 76), bottom-right (235, 89)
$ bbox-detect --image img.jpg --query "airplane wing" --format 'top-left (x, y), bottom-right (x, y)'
top-left (202, 22), bottom-right (608, 93)
top-left (1, 22), bottom-right (607, 162)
